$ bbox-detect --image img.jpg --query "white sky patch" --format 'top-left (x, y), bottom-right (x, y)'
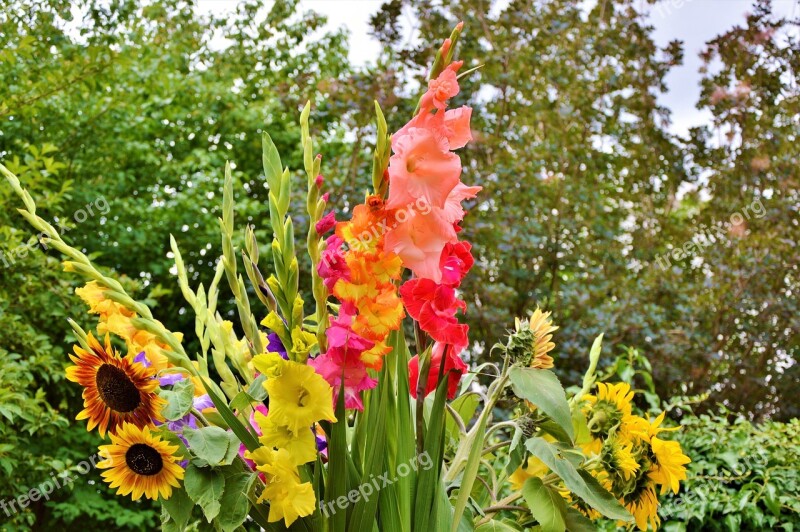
top-left (645, 0), bottom-right (798, 137)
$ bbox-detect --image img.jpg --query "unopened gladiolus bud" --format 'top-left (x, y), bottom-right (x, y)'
top-left (315, 174), bottom-right (324, 187)
top-left (321, 192), bottom-right (330, 202)
top-left (440, 38), bottom-right (451, 57)
top-left (315, 211), bottom-right (336, 235)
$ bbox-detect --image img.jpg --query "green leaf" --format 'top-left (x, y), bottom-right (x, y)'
top-left (348, 361), bottom-right (388, 531)
top-left (446, 392), bottom-right (480, 440)
top-left (509, 367), bottom-right (574, 440)
top-left (247, 373), bottom-right (268, 401)
top-left (184, 426), bottom-right (235, 466)
top-left (764, 483), bottom-right (781, 517)
top-left (218, 472), bottom-right (253, 531)
top-left (161, 484), bottom-right (194, 529)
top-left (413, 370), bottom-right (449, 532)
top-left (160, 378), bottom-right (195, 421)
top-left (563, 508), bottom-right (596, 532)
top-left (475, 520), bottom-right (523, 532)
top-left (184, 464), bottom-right (225, 522)
top-left (525, 437), bottom-right (631, 521)
top-left (326, 384), bottom-right (349, 532)
top-left (201, 376), bottom-right (260, 452)
top-left (262, 132), bottom-right (283, 192)
top-left (521, 477), bottom-right (566, 532)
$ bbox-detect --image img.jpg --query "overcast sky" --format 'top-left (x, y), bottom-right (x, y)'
top-left (198, 0), bottom-right (799, 137)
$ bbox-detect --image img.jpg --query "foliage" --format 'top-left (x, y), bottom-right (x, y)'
top-left (0, 0), bottom-right (797, 529)
top-left (658, 413), bottom-right (800, 531)
top-left (369, 0), bottom-right (799, 421)
top-left (0, 0), bottom-right (354, 528)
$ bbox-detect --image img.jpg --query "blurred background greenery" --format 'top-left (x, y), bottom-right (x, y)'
top-left (0, 0), bottom-right (797, 529)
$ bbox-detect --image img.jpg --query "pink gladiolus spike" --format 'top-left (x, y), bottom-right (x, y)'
top-left (443, 182), bottom-right (482, 224)
top-left (386, 126), bottom-right (461, 211)
top-left (385, 208), bottom-right (457, 282)
top-left (443, 106), bottom-right (473, 149)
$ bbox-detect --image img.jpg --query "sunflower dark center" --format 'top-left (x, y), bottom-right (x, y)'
top-left (125, 443), bottom-right (163, 476)
top-left (95, 364), bottom-right (141, 413)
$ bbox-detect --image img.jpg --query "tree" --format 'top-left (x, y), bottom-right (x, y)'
top-left (369, 0), bottom-right (798, 420)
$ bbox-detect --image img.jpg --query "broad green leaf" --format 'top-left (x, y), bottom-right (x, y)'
top-left (764, 483), bottom-right (781, 517)
top-left (509, 367), bottom-right (574, 440)
top-left (184, 464), bottom-right (225, 522)
top-left (218, 472), bottom-right (252, 531)
top-left (247, 373), bottom-right (268, 401)
top-left (563, 508), bottom-right (596, 532)
top-left (525, 437), bottom-right (631, 521)
top-left (571, 408), bottom-right (591, 446)
top-left (184, 426), bottom-right (235, 466)
top-left (160, 378), bottom-right (195, 421)
top-left (475, 520), bottom-right (523, 531)
top-left (521, 477), bottom-right (566, 532)
top-left (161, 485), bottom-right (194, 529)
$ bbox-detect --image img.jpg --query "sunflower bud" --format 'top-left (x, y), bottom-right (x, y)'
top-left (505, 308), bottom-right (558, 368)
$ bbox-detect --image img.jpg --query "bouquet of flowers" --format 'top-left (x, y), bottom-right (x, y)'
top-left (2, 24), bottom-right (689, 531)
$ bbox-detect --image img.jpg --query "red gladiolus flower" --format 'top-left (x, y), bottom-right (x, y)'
top-left (439, 241), bottom-right (474, 287)
top-left (400, 278), bottom-right (468, 347)
top-left (409, 342), bottom-right (468, 399)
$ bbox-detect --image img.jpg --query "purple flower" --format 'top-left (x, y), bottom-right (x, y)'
top-left (315, 430), bottom-right (328, 453)
top-left (133, 351), bottom-right (184, 386)
top-left (193, 394), bottom-right (214, 411)
top-left (133, 351), bottom-right (149, 367)
top-left (159, 373), bottom-right (184, 386)
top-left (267, 332), bottom-right (289, 360)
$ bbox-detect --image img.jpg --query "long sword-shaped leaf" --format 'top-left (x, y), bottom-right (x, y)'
top-left (201, 377), bottom-right (260, 452)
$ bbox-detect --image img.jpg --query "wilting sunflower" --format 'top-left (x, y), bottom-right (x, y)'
top-left (98, 423), bottom-right (184, 500)
top-left (66, 333), bottom-right (164, 436)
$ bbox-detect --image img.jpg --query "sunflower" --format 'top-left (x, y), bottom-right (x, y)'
top-left (584, 382), bottom-right (636, 441)
top-left (98, 423), bottom-right (184, 500)
top-left (649, 436), bottom-right (691, 494)
top-left (509, 456), bottom-right (549, 491)
top-left (601, 437), bottom-right (641, 482)
top-left (508, 307), bottom-right (559, 368)
top-left (621, 483), bottom-right (660, 531)
top-left (66, 333), bottom-right (164, 436)
top-left (525, 307), bottom-right (558, 369)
